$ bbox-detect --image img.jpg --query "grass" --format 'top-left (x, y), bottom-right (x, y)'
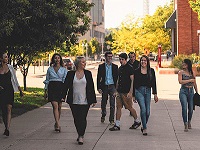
top-left (0, 87), bottom-right (48, 120)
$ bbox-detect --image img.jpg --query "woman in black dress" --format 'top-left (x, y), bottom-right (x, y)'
top-left (0, 52), bottom-right (23, 136)
top-left (43, 53), bottom-right (68, 132)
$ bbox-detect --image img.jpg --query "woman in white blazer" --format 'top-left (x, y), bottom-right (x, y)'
top-left (0, 52), bottom-right (23, 136)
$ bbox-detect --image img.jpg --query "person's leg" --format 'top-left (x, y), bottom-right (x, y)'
top-left (101, 87), bottom-right (108, 122)
top-left (1, 105), bottom-right (7, 129)
top-left (78, 105), bottom-right (90, 137)
top-left (144, 88), bottom-right (151, 124)
top-left (58, 102), bottom-right (62, 121)
top-left (179, 88), bottom-right (188, 131)
top-left (135, 89), bottom-right (147, 129)
top-left (69, 104), bottom-right (80, 136)
top-left (108, 86), bottom-right (115, 123)
top-left (188, 88), bottom-right (194, 128)
top-left (6, 104), bottom-right (12, 130)
top-left (51, 101), bottom-right (60, 129)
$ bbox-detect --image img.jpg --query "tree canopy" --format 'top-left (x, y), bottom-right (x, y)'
top-left (189, 0), bottom-right (200, 20)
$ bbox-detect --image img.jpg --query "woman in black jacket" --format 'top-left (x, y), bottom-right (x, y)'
top-left (134, 55), bottom-right (158, 136)
top-left (62, 56), bottom-right (96, 145)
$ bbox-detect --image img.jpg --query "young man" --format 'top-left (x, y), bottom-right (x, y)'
top-left (127, 52), bottom-right (140, 116)
top-left (97, 51), bottom-right (118, 125)
top-left (109, 53), bottom-right (141, 131)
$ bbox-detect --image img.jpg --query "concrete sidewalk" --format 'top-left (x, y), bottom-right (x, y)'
top-left (1, 93), bottom-right (200, 150)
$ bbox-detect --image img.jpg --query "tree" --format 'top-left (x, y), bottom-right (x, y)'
top-left (0, 0), bottom-right (93, 90)
top-left (189, 0), bottom-right (200, 20)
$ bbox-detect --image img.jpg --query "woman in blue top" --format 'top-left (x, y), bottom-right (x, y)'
top-left (178, 59), bottom-right (198, 132)
top-left (44, 53), bottom-right (68, 132)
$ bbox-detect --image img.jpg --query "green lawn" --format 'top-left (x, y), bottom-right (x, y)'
top-left (0, 87), bottom-right (48, 119)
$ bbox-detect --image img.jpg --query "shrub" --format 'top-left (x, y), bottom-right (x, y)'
top-left (171, 53), bottom-right (200, 69)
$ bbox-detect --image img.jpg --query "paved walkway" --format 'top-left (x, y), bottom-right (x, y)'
top-left (1, 62), bottom-right (200, 150)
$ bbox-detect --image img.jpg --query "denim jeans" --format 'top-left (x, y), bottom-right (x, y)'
top-left (179, 87), bottom-right (194, 123)
top-left (135, 86), bottom-right (151, 129)
top-left (101, 85), bottom-right (116, 122)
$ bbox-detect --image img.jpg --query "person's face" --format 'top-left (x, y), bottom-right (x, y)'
top-left (106, 54), bottom-right (113, 63)
top-left (129, 53), bottom-right (136, 62)
top-left (140, 57), bottom-right (147, 67)
top-left (2, 53), bottom-right (8, 64)
top-left (78, 58), bottom-right (86, 69)
top-left (182, 62), bottom-right (188, 69)
top-left (54, 55), bottom-right (61, 65)
top-left (119, 57), bottom-right (126, 65)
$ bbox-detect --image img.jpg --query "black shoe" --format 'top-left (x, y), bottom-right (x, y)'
top-left (141, 127), bottom-right (143, 133)
top-left (78, 136), bottom-right (84, 145)
top-left (141, 127), bottom-right (147, 136)
top-left (109, 125), bottom-right (120, 131)
top-left (3, 129), bottom-right (9, 136)
top-left (129, 121), bottom-right (141, 129)
top-left (101, 117), bottom-right (105, 123)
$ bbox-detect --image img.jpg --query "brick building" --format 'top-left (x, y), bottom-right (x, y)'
top-left (166, 0), bottom-right (200, 55)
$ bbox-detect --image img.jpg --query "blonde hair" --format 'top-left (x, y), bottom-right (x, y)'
top-left (74, 56), bottom-right (85, 69)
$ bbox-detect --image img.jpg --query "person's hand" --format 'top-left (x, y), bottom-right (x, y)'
top-left (19, 91), bottom-right (24, 97)
top-left (0, 86), bottom-right (4, 90)
top-left (44, 93), bottom-right (48, 100)
top-left (91, 103), bottom-right (96, 107)
top-left (190, 79), bottom-right (195, 82)
top-left (154, 94), bottom-right (158, 103)
top-left (127, 92), bottom-right (132, 99)
top-left (132, 97), bottom-right (137, 103)
top-left (61, 98), bottom-right (65, 102)
top-left (98, 89), bottom-right (103, 94)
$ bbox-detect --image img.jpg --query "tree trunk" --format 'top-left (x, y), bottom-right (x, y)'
top-left (23, 74), bottom-right (27, 91)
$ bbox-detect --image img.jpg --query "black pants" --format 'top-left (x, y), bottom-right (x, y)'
top-left (0, 105), bottom-right (8, 128)
top-left (70, 104), bottom-right (90, 137)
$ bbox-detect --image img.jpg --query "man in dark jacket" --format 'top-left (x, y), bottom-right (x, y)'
top-left (97, 51), bottom-right (118, 124)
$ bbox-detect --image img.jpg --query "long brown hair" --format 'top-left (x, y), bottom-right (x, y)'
top-left (139, 55), bottom-right (152, 80)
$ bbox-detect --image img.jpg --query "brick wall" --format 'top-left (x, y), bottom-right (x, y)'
top-left (177, 0), bottom-right (200, 54)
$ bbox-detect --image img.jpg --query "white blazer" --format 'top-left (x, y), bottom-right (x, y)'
top-left (8, 64), bottom-right (20, 92)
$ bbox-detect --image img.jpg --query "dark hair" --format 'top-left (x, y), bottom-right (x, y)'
top-left (104, 51), bottom-right (112, 57)
top-left (183, 59), bottom-right (193, 76)
top-left (119, 53), bottom-right (128, 60)
top-left (50, 53), bottom-right (64, 66)
top-left (128, 52), bottom-right (136, 58)
top-left (0, 51), bottom-right (7, 67)
top-left (139, 55), bottom-right (152, 80)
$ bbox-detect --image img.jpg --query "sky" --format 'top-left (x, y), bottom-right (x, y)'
top-left (105, 0), bottom-right (171, 28)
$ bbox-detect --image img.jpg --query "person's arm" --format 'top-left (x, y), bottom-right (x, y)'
top-left (97, 65), bottom-right (102, 94)
top-left (151, 68), bottom-right (158, 103)
top-left (127, 74), bottom-right (134, 99)
top-left (43, 68), bottom-right (50, 100)
top-left (193, 72), bottom-right (198, 93)
top-left (178, 70), bottom-right (195, 84)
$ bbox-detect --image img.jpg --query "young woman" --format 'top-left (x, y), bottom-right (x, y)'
top-left (0, 52), bottom-right (23, 136)
top-left (62, 56), bottom-right (96, 145)
top-left (178, 59), bottom-right (198, 132)
top-left (43, 53), bottom-right (68, 132)
top-left (134, 55), bottom-right (158, 136)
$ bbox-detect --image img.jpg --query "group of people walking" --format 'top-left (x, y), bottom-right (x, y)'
top-left (0, 51), bottom-right (198, 145)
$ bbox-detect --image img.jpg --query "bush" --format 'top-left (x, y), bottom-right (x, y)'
top-left (171, 54), bottom-right (200, 69)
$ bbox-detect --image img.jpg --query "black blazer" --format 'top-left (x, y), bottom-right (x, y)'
top-left (97, 63), bottom-right (118, 90)
top-left (62, 70), bottom-right (97, 105)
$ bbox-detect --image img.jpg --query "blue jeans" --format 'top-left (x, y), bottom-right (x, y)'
top-left (179, 87), bottom-right (194, 123)
top-left (135, 86), bottom-right (151, 129)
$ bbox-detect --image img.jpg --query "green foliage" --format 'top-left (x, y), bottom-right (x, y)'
top-left (189, 0), bottom-right (200, 20)
top-left (12, 87), bottom-right (47, 117)
top-left (109, 2), bottom-right (173, 55)
top-left (171, 54), bottom-right (200, 69)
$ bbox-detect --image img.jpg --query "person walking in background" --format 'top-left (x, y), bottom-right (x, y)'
top-left (43, 53), bottom-right (67, 132)
top-left (178, 59), bottom-right (198, 132)
top-left (97, 51), bottom-right (118, 125)
top-left (134, 55), bottom-right (158, 136)
top-left (109, 53), bottom-right (141, 131)
top-left (127, 52), bottom-right (140, 116)
top-left (0, 52), bottom-right (23, 136)
top-left (62, 56), bottom-right (96, 145)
